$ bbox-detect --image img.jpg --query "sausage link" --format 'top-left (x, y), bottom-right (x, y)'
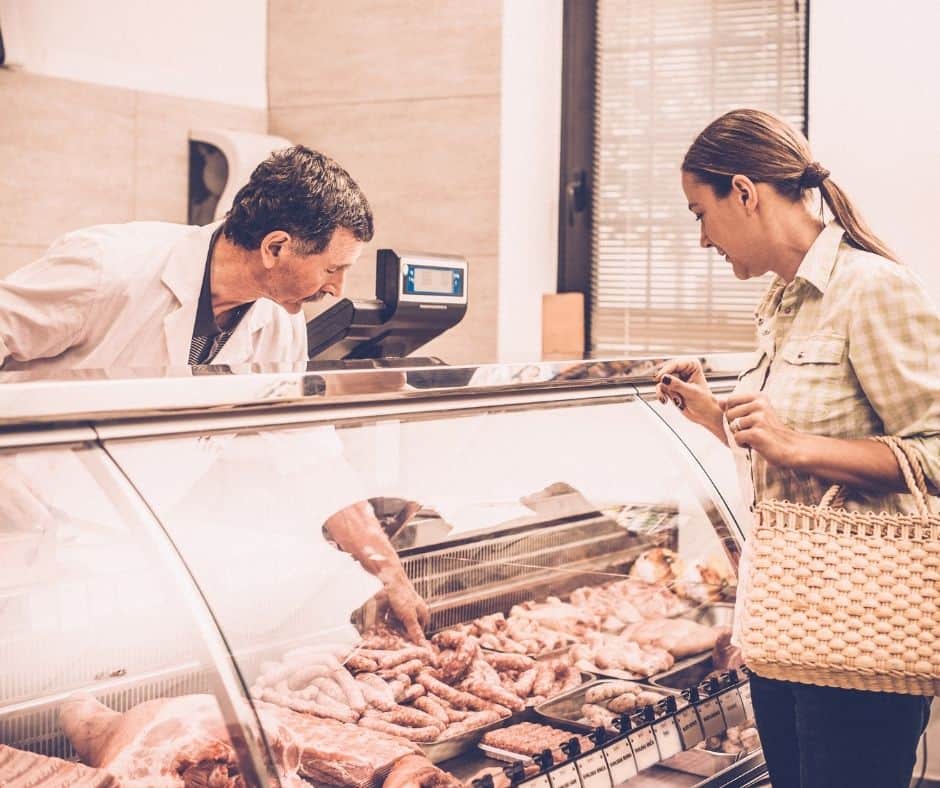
top-left (286, 663), bottom-right (333, 691)
top-left (344, 654), bottom-right (380, 673)
top-left (481, 651), bottom-right (536, 673)
top-left (379, 705), bottom-right (445, 731)
top-left (331, 667), bottom-right (366, 712)
top-left (358, 717), bottom-right (441, 743)
top-left (259, 688), bottom-right (357, 723)
top-left (399, 683), bottom-right (426, 704)
top-left (462, 679), bottom-right (525, 712)
top-left (413, 695), bottom-right (451, 726)
top-left (513, 667), bottom-right (539, 697)
top-left (439, 710), bottom-right (501, 738)
top-left (416, 672), bottom-right (481, 710)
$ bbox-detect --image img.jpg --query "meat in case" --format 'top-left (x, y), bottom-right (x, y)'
top-left (0, 357), bottom-right (767, 787)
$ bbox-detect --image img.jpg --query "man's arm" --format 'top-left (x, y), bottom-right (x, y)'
top-left (0, 242), bottom-right (102, 367)
top-left (324, 500), bottom-right (430, 643)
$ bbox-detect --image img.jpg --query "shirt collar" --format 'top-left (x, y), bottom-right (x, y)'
top-left (754, 220), bottom-right (845, 321)
top-left (793, 220), bottom-right (845, 295)
top-left (192, 225), bottom-right (226, 338)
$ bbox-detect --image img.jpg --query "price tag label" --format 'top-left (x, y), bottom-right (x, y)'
top-left (675, 706), bottom-right (705, 749)
top-left (652, 718), bottom-right (683, 760)
top-left (628, 727), bottom-right (660, 771)
top-left (602, 738), bottom-right (638, 783)
top-left (521, 775), bottom-right (552, 788)
top-left (547, 762), bottom-right (582, 788)
top-left (718, 688), bottom-right (747, 728)
top-left (697, 697), bottom-right (726, 739)
top-left (575, 751), bottom-right (612, 788)
top-left (738, 681), bottom-right (755, 720)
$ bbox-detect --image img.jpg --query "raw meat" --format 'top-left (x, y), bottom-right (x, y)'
top-left (622, 618), bottom-right (721, 658)
top-left (60, 693), bottom-right (304, 787)
top-left (0, 744), bottom-right (119, 787)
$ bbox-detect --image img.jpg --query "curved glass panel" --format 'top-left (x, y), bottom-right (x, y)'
top-left (105, 392), bottom-right (750, 785)
top-left (0, 442), bottom-right (272, 785)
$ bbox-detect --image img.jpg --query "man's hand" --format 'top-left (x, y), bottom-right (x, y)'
top-left (654, 358), bottom-right (726, 444)
top-left (378, 570), bottom-right (430, 644)
top-left (324, 501), bottom-right (430, 644)
top-left (721, 392), bottom-right (804, 467)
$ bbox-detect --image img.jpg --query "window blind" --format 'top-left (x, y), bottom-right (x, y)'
top-left (591, 0), bottom-right (807, 355)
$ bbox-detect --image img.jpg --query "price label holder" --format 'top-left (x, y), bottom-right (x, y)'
top-left (738, 679), bottom-right (755, 720)
top-left (519, 774), bottom-right (551, 788)
top-left (601, 736), bottom-right (637, 783)
top-left (652, 716), bottom-right (683, 761)
top-left (627, 726), bottom-right (659, 772)
top-left (675, 702), bottom-right (705, 749)
top-left (695, 680), bottom-right (727, 740)
top-left (717, 686), bottom-right (747, 728)
top-left (575, 749), bottom-right (613, 788)
top-left (547, 762), bottom-right (582, 788)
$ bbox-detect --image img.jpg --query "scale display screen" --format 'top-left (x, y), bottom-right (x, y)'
top-left (402, 264), bottom-right (464, 298)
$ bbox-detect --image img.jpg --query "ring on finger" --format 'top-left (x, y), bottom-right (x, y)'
top-left (731, 417), bottom-right (743, 432)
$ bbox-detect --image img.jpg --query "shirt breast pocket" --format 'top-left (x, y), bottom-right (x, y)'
top-left (778, 334), bottom-right (850, 420)
top-left (781, 334), bottom-right (846, 367)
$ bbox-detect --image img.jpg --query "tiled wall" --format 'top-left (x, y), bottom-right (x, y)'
top-left (267, 0), bottom-right (503, 364)
top-left (0, 69), bottom-right (266, 278)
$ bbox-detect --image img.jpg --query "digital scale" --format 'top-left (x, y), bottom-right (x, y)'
top-left (306, 249), bottom-right (468, 362)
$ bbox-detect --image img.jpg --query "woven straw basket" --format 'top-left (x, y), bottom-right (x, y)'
top-left (739, 436), bottom-right (940, 695)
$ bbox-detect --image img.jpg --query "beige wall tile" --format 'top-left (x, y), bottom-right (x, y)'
top-left (134, 93), bottom-right (267, 223)
top-left (268, 0), bottom-right (501, 107)
top-left (0, 71), bottom-right (135, 247)
top-left (0, 244), bottom-right (48, 279)
top-left (270, 95), bottom-right (500, 265)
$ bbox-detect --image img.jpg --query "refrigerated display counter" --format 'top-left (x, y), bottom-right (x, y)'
top-left (0, 356), bottom-right (768, 787)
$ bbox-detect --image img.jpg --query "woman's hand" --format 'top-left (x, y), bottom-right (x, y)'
top-left (654, 358), bottom-right (726, 444)
top-left (721, 392), bottom-right (805, 467)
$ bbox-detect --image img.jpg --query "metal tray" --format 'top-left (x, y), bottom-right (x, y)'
top-left (534, 679), bottom-right (680, 733)
top-left (420, 713), bottom-right (524, 764)
top-left (648, 653), bottom-right (716, 691)
top-left (661, 745), bottom-right (746, 778)
top-left (419, 671), bottom-right (594, 763)
top-left (477, 743), bottom-right (535, 764)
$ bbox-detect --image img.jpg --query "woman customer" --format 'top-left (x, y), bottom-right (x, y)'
top-left (657, 108), bottom-right (939, 788)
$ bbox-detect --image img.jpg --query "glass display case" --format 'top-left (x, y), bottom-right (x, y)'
top-left (0, 356), bottom-right (768, 788)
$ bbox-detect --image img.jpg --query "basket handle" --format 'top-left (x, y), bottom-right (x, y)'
top-left (818, 436), bottom-right (932, 522)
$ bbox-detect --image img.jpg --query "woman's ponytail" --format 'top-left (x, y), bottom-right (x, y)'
top-left (817, 178), bottom-right (898, 262)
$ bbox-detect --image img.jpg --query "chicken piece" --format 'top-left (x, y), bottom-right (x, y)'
top-left (630, 548), bottom-right (684, 586)
top-left (622, 618), bottom-right (720, 658)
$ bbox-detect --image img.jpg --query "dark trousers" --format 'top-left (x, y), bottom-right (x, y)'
top-left (748, 673), bottom-right (932, 788)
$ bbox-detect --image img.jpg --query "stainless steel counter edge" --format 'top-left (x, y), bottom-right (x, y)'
top-left (0, 353), bottom-right (749, 433)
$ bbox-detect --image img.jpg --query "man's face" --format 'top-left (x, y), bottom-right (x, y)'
top-left (262, 227), bottom-right (364, 314)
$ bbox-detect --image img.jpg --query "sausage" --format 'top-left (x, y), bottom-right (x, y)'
top-left (439, 710), bottom-right (501, 738)
top-left (331, 667), bottom-right (366, 712)
top-left (286, 663), bottom-right (333, 691)
top-left (375, 646), bottom-right (437, 670)
top-left (259, 688), bottom-right (357, 723)
top-left (559, 667), bottom-right (582, 693)
top-left (309, 676), bottom-right (346, 702)
top-left (358, 717), bottom-right (441, 743)
top-left (399, 683), bottom-right (426, 704)
top-left (513, 667), bottom-right (539, 697)
top-left (585, 681), bottom-right (644, 704)
top-left (413, 695), bottom-right (452, 725)
top-left (462, 679), bottom-right (525, 712)
top-left (607, 693), bottom-right (638, 714)
top-left (344, 654), bottom-right (380, 673)
top-left (357, 675), bottom-right (397, 710)
top-left (416, 672), bottom-right (481, 710)
top-left (379, 705), bottom-right (445, 731)
top-left (532, 662), bottom-right (556, 698)
top-left (439, 639), bottom-right (479, 684)
top-left (481, 652), bottom-right (536, 673)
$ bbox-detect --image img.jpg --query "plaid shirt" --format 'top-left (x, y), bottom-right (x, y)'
top-left (733, 221), bottom-right (940, 515)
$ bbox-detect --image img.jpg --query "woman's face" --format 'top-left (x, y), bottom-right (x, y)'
top-left (681, 170), bottom-right (768, 280)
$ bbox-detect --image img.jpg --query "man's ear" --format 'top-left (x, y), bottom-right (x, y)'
top-left (260, 230), bottom-right (291, 269)
top-left (730, 174), bottom-right (758, 214)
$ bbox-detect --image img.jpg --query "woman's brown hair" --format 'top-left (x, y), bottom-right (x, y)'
top-left (682, 109), bottom-right (897, 262)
